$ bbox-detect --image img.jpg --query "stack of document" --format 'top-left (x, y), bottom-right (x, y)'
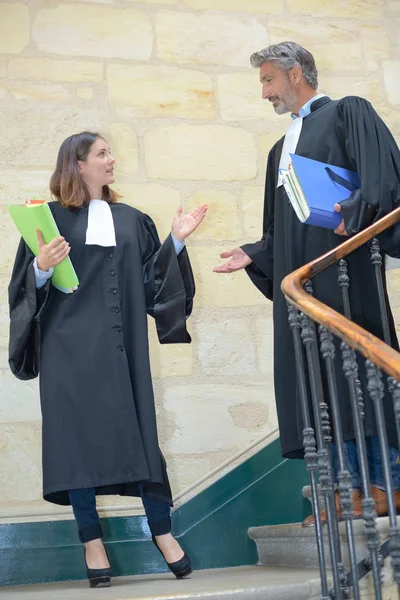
top-left (280, 153), bottom-right (360, 230)
top-left (7, 199), bottom-right (79, 291)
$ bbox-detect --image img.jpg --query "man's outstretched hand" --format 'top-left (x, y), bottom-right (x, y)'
top-left (213, 247), bottom-right (253, 273)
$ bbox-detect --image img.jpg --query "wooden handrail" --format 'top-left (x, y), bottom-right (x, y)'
top-left (281, 207), bottom-right (400, 380)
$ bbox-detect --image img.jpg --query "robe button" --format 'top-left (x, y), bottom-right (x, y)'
top-left (118, 345), bottom-right (124, 352)
top-left (109, 253), bottom-right (114, 258)
top-left (112, 289), bottom-right (117, 294)
top-left (109, 270), bottom-right (116, 276)
top-left (114, 308), bottom-right (120, 313)
top-left (114, 326), bottom-right (122, 332)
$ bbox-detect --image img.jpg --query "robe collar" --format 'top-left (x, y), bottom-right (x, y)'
top-left (309, 95), bottom-right (332, 113)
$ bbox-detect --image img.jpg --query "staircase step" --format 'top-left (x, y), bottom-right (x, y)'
top-left (249, 519), bottom-right (396, 596)
top-left (249, 517), bottom-right (396, 570)
top-left (1, 566), bottom-right (322, 600)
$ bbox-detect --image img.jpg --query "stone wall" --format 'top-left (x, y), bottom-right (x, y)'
top-left (0, 0), bottom-right (399, 522)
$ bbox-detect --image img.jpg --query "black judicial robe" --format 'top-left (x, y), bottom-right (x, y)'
top-left (8, 201), bottom-right (195, 505)
top-left (242, 96), bottom-right (400, 459)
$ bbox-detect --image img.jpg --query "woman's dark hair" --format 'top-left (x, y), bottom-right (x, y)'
top-left (50, 131), bottom-right (120, 209)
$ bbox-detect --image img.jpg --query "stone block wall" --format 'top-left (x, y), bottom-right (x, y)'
top-left (0, 0), bottom-right (399, 522)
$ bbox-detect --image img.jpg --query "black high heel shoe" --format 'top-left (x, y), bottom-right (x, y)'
top-left (152, 535), bottom-right (192, 579)
top-left (85, 548), bottom-right (112, 588)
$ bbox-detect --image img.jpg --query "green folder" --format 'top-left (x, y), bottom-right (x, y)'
top-left (7, 202), bottom-right (79, 290)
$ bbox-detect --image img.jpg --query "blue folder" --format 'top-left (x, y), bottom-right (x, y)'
top-left (289, 153), bottom-right (360, 229)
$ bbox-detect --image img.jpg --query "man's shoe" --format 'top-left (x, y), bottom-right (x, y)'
top-left (370, 485), bottom-right (400, 516)
top-left (302, 490), bottom-right (363, 528)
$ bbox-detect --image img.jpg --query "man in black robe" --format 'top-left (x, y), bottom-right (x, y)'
top-left (214, 41), bottom-right (400, 524)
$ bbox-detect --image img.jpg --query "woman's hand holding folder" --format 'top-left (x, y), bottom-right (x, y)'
top-left (36, 230), bottom-right (70, 272)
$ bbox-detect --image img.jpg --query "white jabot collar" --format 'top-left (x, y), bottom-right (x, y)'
top-left (86, 199), bottom-right (117, 247)
top-left (277, 94), bottom-right (327, 188)
top-left (277, 117), bottom-right (303, 187)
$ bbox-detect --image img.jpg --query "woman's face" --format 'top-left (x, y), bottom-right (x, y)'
top-left (78, 138), bottom-right (115, 192)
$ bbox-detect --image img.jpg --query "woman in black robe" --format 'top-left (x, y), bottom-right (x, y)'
top-left (8, 132), bottom-right (207, 587)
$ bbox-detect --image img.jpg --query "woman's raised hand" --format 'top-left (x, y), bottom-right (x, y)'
top-left (171, 205), bottom-right (208, 242)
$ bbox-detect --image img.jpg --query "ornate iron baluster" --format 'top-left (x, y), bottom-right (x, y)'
top-left (319, 326), bottom-right (358, 599)
top-left (337, 259), bottom-right (364, 418)
top-left (370, 238), bottom-right (400, 516)
top-left (341, 343), bottom-right (382, 599)
top-left (366, 361), bottom-right (400, 593)
top-left (300, 283), bottom-right (344, 600)
top-left (338, 259), bottom-right (351, 320)
top-left (287, 303), bottom-right (329, 599)
top-left (369, 239), bottom-right (390, 345)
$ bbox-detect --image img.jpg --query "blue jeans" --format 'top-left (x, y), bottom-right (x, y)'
top-left (331, 436), bottom-right (400, 491)
top-left (69, 485), bottom-right (171, 543)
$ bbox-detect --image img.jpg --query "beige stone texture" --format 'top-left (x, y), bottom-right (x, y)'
top-left (361, 24), bottom-right (391, 72)
top-left (0, 372), bottom-right (41, 424)
top-left (0, 275), bottom-right (9, 357)
top-left (189, 246), bottom-right (266, 308)
top-left (241, 186), bottom-right (264, 240)
top-left (156, 11), bottom-right (268, 67)
top-left (76, 87), bottom-right (94, 101)
top-left (148, 318), bottom-right (193, 378)
top-left (128, 0), bottom-right (179, 3)
top-left (33, 6), bottom-right (153, 60)
top-left (0, 205), bottom-right (22, 276)
top-left (0, 3), bottom-right (29, 55)
top-left (0, 60), bottom-right (6, 78)
top-left (195, 316), bottom-right (258, 376)
top-left (186, 190), bottom-right (242, 241)
top-left (229, 403), bottom-right (269, 431)
top-left (167, 450), bottom-right (237, 494)
top-left (163, 384), bottom-right (275, 454)
top-left (318, 73), bottom-right (386, 105)
top-left (113, 183), bottom-right (180, 240)
top-left (0, 86), bottom-right (5, 99)
top-left (388, 1), bottom-right (400, 11)
top-left (0, 422), bottom-right (42, 504)
top-left (387, 270), bottom-right (400, 331)
top-left (181, 0), bottom-right (283, 12)
top-left (0, 106), bottom-right (106, 167)
top-left (383, 61), bottom-right (400, 106)
top-left (0, 170), bottom-right (52, 206)
top-left (144, 125), bottom-right (257, 181)
top-left (107, 123), bottom-right (139, 177)
top-left (268, 19), bottom-right (362, 72)
top-left (257, 130), bottom-right (286, 158)
top-left (107, 65), bottom-right (216, 120)
top-left (218, 73), bottom-right (271, 121)
top-left (287, 0), bottom-right (384, 19)
top-left (8, 58), bottom-right (103, 83)
top-left (8, 83), bottom-right (69, 102)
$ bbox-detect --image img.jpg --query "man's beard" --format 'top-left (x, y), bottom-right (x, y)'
top-left (271, 84), bottom-right (298, 115)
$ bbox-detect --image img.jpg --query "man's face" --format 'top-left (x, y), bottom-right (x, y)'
top-left (259, 62), bottom-right (299, 115)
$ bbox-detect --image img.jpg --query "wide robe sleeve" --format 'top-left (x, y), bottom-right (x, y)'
top-left (138, 213), bottom-right (195, 344)
top-left (8, 239), bottom-right (50, 380)
top-left (335, 96), bottom-right (400, 254)
top-left (240, 141), bottom-right (280, 301)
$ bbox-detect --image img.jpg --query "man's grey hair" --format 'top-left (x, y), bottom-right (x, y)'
top-left (250, 41), bottom-right (318, 90)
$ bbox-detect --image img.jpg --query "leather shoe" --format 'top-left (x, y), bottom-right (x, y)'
top-left (370, 485), bottom-right (400, 516)
top-left (302, 486), bottom-right (400, 527)
top-left (302, 490), bottom-right (363, 528)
